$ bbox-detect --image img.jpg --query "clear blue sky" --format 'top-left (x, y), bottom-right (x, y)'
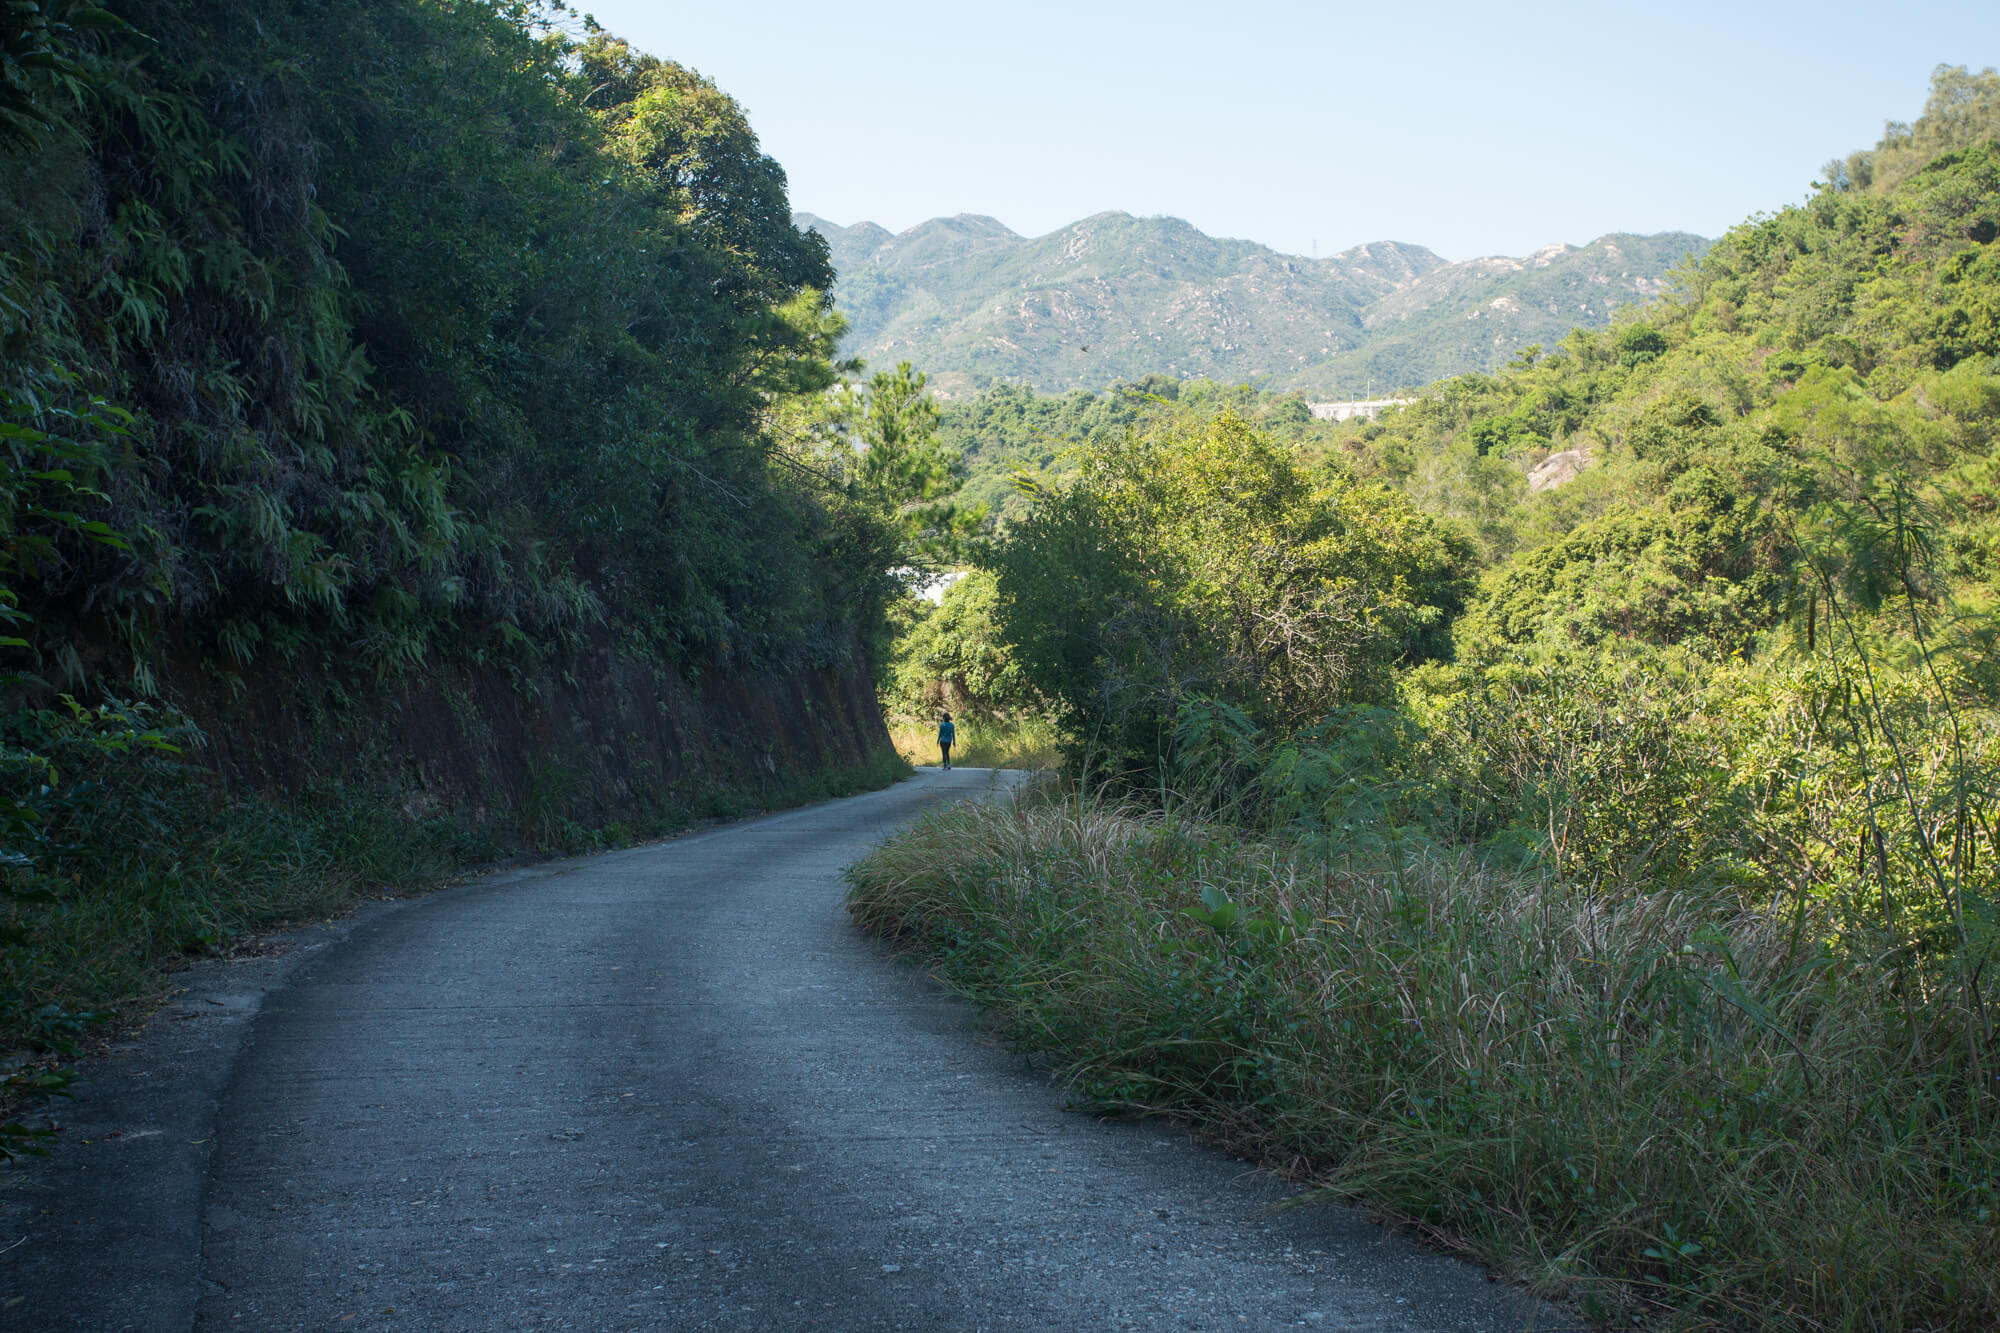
top-left (568, 0), bottom-right (1999, 261)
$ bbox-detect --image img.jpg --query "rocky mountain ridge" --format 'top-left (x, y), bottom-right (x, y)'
top-left (799, 210), bottom-right (1707, 396)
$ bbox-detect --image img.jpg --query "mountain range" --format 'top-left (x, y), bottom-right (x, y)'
top-left (797, 210), bottom-right (1709, 398)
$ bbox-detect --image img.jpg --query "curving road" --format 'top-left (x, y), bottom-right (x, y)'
top-left (4, 768), bottom-right (1573, 1331)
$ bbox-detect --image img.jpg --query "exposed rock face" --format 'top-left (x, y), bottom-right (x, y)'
top-left (1527, 448), bottom-right (1592, 493)
top-left (169, 634), bottom-right (894, 838)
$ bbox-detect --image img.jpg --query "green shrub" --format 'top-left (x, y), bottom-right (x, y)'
top-left (990, 409), bottom-right (1474, 784)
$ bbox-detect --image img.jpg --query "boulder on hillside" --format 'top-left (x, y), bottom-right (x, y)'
top-left (1527, 447), bottom-right (1591, 493)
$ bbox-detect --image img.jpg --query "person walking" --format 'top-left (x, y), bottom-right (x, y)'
top-left (937, 711), bottom-right (955, 771)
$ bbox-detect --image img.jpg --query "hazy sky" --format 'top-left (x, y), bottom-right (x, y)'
top-left (568, 1), bottom-right (1999, 261)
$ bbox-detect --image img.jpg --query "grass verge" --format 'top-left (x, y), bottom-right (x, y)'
top-left (846, 781), bottom-right (2000, 1330)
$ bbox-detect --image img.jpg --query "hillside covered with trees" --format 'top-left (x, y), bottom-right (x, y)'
top-left (859, 65), bottom-right (2000, 1328)
top-left (801, 208), bottom-right (1705, 398)
top-left (0, 1), bottom-right (941, 1119)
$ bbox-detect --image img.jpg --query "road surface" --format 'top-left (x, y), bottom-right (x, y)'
top-left (2, 768), bottom-right (1573, 1330)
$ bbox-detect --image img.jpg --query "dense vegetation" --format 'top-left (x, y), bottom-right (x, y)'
top-left (933, 375), bottom-right (1322, 520)
top-left (3, 1), bottom-right (893, 686)
top-left (804, 208), bottom-right (1704, 398)
top-left (856, 66), bottom-right (2000, 1328)
top-left (876, 377), bottom-right (1352, 761)
top-left (1, 0), bottom-right (922, 1142)
top-left (986, 411), bottom-right (1472, 779)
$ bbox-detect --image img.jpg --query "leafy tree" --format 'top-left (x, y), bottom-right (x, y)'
top-left (0, 0), bottom-right (891, 686)
top-left (1466, 411), bottom-right (1546, 458)
top-left (851, 363), bottom-right (954, 513)
top-left (1827, 64), bottom-right (2000, 195)
top-left (775, 360), bottom-right (976, 568)
top-left (587, 35), bottom-right (831, 304)
top-left (884, 571), bottom-right (1041, 720)
top-left (991, 409), bottom-right (1473, 779)
top-left (1614, 323), bottom-right (1669, 368)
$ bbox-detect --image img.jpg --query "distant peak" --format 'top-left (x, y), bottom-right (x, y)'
top-left (1324, 238), bottom-right (1447, 269)
top-left (908, 214), bottom-right (1022, 240)
top-left (1332, 240), bottom-right (1438, 259)
top-left (794, 212), bottom-right (891, 238)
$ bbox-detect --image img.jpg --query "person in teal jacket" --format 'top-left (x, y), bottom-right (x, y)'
top-left (937, 711), bottom-right (955, 770)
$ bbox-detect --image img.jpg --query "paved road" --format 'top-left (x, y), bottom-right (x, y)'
top-left (3, 768), bottom-right (1574, 1331)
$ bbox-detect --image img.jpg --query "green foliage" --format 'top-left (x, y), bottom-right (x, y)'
top-left (767, 357), bottom-right (980, 581)
top-left (0, 0), bottom-right (893, 689)
top-left (0, 1), bottom-right (123, 146)
top-left (1828, 64), bottom-right (2000, 196)
top-left (844, 362), bottom-right (974, 560)
top-left (1614, 322), bottom-right (1669, 368)
top-left (0, 382), bottom-right (130, 646)
top-left (934, 380), bottom-right (1148, 522)
top-left (883, 570), bottom-right (1041, 721)
top-left (590, 36), bottom-right (831, 307)
top-left (1464, 408), bottom-right (1545, 459)
top-left (1328, 128), bottom-right (2000, 950)
top-left (1459, 465), bottom-right (1785, 657)
top-left (990, 409), bottom-right (1474, 782)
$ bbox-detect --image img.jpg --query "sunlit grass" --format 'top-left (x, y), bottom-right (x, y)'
top-left (848, 781), bottom-right (2000, 1331)
top-left (884, 713), bottom-right (1061, 770)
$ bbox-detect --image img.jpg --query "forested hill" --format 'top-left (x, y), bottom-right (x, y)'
top-left (0, 1), bottom-right (917, 1069)
top-left (1, 1), bottom-right (910, 736)
top-left (799, 209), bottom-right (1706, 396)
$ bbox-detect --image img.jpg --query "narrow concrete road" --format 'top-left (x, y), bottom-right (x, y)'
top-left (4, 769), bottom-right (1574, 1331)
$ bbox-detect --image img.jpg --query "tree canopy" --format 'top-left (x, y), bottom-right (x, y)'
top-left (0, 0), bottom-right (902, 691)
top-left (990, 410), bottom-right (1472, 780)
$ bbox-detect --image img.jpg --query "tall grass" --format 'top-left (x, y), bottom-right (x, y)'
top-left (884, 712), bottom-right (1061, 770)
top-left (1, 750), bottom-right (476, 1056)
top-left (848, 782), bottom-right (2000, 1330)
